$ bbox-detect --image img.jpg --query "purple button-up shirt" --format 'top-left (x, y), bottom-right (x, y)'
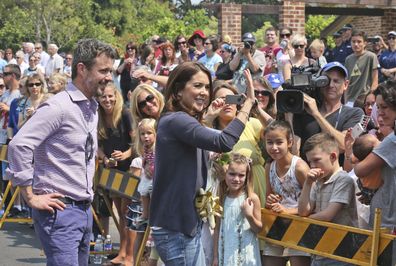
top-left (7, 83), bottom-right (98, 201)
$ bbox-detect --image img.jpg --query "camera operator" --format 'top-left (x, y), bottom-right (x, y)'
top-left (293, 62), bottom-right (364, 156)
top-left (229, 32), bottom-right (266, 92)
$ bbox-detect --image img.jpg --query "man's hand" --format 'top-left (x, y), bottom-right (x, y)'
top-left (303, 94), bottom-right (319, 116)
top-left (26, 193), bottom-right (66, 213)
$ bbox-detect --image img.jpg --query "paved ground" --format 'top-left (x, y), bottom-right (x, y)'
top-left (0, 217), bottom-right (120, 266)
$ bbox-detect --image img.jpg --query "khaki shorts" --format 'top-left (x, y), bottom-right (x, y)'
top-left (262, 243), bottom-right (310, 257)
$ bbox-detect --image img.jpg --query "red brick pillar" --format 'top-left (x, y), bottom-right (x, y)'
top-left (218, 4), bottom-right (242, 45)
top-left (381, 10), bottom-right (396, 37)
top-left (279, 1), bottom-right (305, 36)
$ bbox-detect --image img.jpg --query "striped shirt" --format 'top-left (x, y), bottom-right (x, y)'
top-left (7, 83), bottom-right (98, 201)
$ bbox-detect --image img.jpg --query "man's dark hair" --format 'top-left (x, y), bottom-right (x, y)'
top-left (4, 64), bottom-right (21, 80)
top-left (72, 39), bottom-right (117, 80)
top-left (351, 30), bottom-right (368, 42)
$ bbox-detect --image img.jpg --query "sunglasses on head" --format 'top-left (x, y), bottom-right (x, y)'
top-left (138, 94), bottom-right (155, 109)
top-left (28, 82), bottom-right (42, 87)
top-left (85, 132), bottom-right (94, 163)
top-left (280, 33), bottom-right (291, 38)
top-left (293, 44), bottom-right (305, 49)
top-left (254, 90), bottom-right (271, 97)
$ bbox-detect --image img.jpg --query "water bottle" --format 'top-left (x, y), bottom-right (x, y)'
top-left (93, 234), bottom-right (103, 265)
top-left (104, 234), bottom-right (112, 252)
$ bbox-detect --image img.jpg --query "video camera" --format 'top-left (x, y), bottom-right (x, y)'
top-left (276, 65), bottom-right (329, 113)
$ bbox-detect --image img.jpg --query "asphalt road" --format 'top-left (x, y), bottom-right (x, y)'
top-left (0, 218), bottom-right (120, 266)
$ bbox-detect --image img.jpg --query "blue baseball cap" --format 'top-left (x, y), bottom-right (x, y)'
top-left (320, 62), bottom-right (348, 78)
top-left (265, 73), bottom-right (284, 89)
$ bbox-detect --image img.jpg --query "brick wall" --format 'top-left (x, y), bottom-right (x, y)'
top-left (350, 10), bottom-right (396, 39)
top-left (219, 4), bottom-right (242, 45)
top-left (279, 1), bottom-right (306, 35)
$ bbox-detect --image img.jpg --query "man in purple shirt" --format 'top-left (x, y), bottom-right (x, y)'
top-left (7, 39), bottom-right (116, 266)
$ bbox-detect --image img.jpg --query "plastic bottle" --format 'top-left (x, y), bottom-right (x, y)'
top-left (104, 234), bottom-right (112, 252)
top-left (93, 234), bottom-right (103, 265)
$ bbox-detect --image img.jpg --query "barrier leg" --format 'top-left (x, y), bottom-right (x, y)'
top-left (134, 226), bottom-right (150, 266)
top-left (0, 186), bottom-right (20, 229)
top-left (102, 194), bottom-right (120, 233)
top-left (91, 206), bottom-right (105, 236)
top-left (0, 181), bottom-right (11, 211)
top-left (370, 208), bottom-right (382, 266)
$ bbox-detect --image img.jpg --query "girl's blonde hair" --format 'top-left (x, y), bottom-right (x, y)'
top-left (218, 153), bottom-right (253, 205)
top-left (309, 39), bottom-right (325, 51)
top-left (98, 82), bottom-right (124, 140)
top-left (134, 118), bottom-right (156, 156)
top-left (129, 84), bottom-right (164, 132)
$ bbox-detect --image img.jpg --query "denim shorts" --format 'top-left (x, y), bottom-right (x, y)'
top-left (151, 225), bottom-right (206, 266)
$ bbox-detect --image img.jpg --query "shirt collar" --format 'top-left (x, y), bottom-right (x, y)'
top-left (323, 167), bottom-right (343, 185)
top-left (65, 83), bottom-right (98, 111)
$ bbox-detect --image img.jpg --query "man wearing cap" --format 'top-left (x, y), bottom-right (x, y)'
top-left (379, 31), bottom-right (396, 82)
top-left (230, 32), bottom-right (266, 92)
top-left (293, 62), bottom-right (364, 157)
top-left (341, 24), bottom-right (354, 59)
top-left (331, 31), bottom-right (345, 64)
top-left (344, 30), bottom-right (379, 108)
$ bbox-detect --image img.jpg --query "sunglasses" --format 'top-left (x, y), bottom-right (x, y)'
top-left (2, 72), bottom-right (13, 76)
top-left (293, 44), bottom-right (305, 49)
top-left (178, 41), bottom-right (186, 45)
top-left (280, 33), bottom-right (291, 38)
top-left (138, 94), bottom-right (155, 109)
top-left (85, 132), bottom-right (94, 163)
top-left (28, 82), bottom-right (42, 87)
top-left (388, 36), bottom-right (396, 40)
top-left (204, 42), bottom-right (212, 45)
top-left (254, 90), bottom-right (271, 97)
top-left (126, 47), bottom-right (134, 51)
top-left (219, 50), bottom-right (226, 54)
top-left (0, 84), bottom-right (5, 89)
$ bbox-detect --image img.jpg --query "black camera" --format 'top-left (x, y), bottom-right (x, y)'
top-left (188, 47), bottom-right (196, 54)
top-left (276, 65), bottom-right (329, 113)
top-left (244, 41), bottom-right (252, 49)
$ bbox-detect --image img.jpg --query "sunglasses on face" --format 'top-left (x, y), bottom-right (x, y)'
top-left (178, 41), bottom-right (186, 45)
top-left (28, 82), bottom-right (42, 87)
top-left (293, 44), bottom-right (305, 49)
top-left (280, 33), bottom-right (291, 38)
top-left (138, 94), bottom-right (155, 109)
top-left (388, 36), bottom-right (396, 40)
top-left (0, 84), bottom-right (5, 89)
top-left (126, 47), bottom-right (134, 51)
top-left (254, 90), bottom-right (271, 97)
top-left (2, 72), bottom-right (13, 76)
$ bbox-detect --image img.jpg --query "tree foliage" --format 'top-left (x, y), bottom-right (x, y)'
top-left (305, 15), bottom-right (336, 47)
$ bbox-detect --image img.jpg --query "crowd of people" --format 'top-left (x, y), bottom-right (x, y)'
top-left (0, 23), bottom-right (395, 266)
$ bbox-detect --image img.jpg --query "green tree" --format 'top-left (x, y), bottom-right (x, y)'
top-left (305, 15), bottom-right (336, 47)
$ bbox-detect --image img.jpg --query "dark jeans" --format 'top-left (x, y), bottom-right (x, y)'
top-left (32, 203), bottom-right (92, 266)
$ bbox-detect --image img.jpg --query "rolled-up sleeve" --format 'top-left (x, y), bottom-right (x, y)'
top-left (6, 100), bottom-right (63, 187)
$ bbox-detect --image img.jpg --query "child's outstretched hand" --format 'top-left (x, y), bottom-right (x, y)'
top-left (270, 202), bottom-right (286, 213)
top-left (307, 168), bottom-right (325, 183)
top-left (241, 197), bottom-right (254, 218)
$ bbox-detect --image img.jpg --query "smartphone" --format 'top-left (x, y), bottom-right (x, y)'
top-left (225, 95), bottom-right (245, 105)
top-left (351, 123), bottom-right (365, 139)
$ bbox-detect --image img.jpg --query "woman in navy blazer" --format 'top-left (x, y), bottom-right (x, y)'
top-left (150, 62), bottom-right (256, 265)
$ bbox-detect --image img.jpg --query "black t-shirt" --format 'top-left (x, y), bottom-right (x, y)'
top-left (293, 105), bottom-right (364, 156)
top-left (99, 108), bottom-right (133, 172)
top-left (215, 62), bottom-right (234, 80)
